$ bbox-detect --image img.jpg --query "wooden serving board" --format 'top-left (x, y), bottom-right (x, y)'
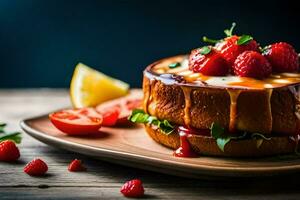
top-left (20, 114), bottom-right (300, 178)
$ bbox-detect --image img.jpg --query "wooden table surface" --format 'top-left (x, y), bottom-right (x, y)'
top-left (1, 89), bottom-right (300, 200)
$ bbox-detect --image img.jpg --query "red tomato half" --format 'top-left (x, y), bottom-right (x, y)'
top-left (96, 96), bottom-right (142, 126)
top-left (49, 108), bottom-right (103, 135)
top-left (101, 106), bottom-right (121, 126)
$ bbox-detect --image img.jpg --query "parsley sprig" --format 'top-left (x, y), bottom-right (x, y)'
top-left (128, 109), bottom-right (174, 135)
top-left (0, 122), bottom-right (22, 144)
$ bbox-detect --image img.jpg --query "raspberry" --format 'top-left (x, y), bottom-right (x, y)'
top-left (233, 51), bottom-right (272, 79)
top-left (68, 159), bottom-right (86, 172)
top-left (216, 35), bottom-right (259, 66)
top-left (120, 179), bottom-right (145, 198)
top-left (24, 158), bottom-right (48, 176)
top-left (263, 42), bottom-right (299, 72)
top-left (0, 140), bottom-right (20, 162)
top-left (189, 47), bottom-right (229, 76)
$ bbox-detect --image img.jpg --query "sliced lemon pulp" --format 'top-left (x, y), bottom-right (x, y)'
top-left (70, 63), bottom-right (129, 108)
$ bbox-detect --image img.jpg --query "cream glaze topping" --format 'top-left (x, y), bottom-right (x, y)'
top-left (226, 89), bottom-right (241, 133)
top-left (148, 55), bottom-right (300, 90)
top-left (181, 87), bottom-right (192, 127)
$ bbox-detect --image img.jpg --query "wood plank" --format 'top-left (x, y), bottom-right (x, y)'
top-left (0, 186), bottom-right (300, 200)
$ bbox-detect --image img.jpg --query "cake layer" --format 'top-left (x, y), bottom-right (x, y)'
top-left (143, 56), bottom-right (300, 135)
top-left (145, 124), bottom-right (298, 157)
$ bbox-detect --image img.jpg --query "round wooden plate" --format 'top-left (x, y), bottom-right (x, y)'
top-left (20, 113), bottom-right (300, 179)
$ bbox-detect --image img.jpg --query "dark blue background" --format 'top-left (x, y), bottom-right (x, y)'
top-left (1, 0), bottom-right (299, 88)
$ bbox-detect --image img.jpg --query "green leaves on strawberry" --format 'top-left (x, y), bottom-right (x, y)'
top-left (199, 46), bottom-right (212, 55)
top-left (224, 22), bottom-right (236, 37)
top-left (202, 36), bottom-right (220, 44)
top-left (0, 122), bottom-right (22, 144)
top-left (237, 35), bottom-right (254, 45)
top-left (202, 22), bottom-right (237, 44)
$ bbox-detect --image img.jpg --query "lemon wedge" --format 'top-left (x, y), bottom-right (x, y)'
top-left (70, 63), bottom-right (129, 108)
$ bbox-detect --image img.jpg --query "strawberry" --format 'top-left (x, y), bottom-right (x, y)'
top-left (120, 179), bottom-right (145, 198)
top-left (24, 158), bottom-right (48, 176)
top-left (189, 46), bottom-right (229, 76)
top-left (216, 35), bottom-right (259, 66)
top-left (0, 140), bottom-right (20, 162)
top-left (68, 159), bottom-right (86, 172)
top-left (263, 42), bottom-right (299, 72)
top-left (233, 51), bottom-right (272, 79)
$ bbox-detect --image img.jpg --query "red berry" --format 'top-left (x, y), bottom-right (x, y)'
top-left (216, 35), bottom-right (259, 66)
top-left (263, 42), bottom-right (299, 73)
top-left (189, 47), bottom-right (229, 76)
top-left (120, 179), bottom-right (145, 198)
top-left (68, 159), bottom-right (86, 172)
top-left (0, 140), bottom-right (20, 162)
top-left (24, 158), bottom-right (48, 176)
top-left (233, 51), bottom-right (272, 79)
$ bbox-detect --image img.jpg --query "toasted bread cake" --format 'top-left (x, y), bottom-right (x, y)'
top-left (141, 55), bottom-right (300, 157)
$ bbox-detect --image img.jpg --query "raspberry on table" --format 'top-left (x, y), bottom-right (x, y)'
top-left (263, 42), bottom-right (299, 73)
top-left (0, 140), bottom-right (20, 162)
top-left (68, 159), bottom-right (86, 172)
top-left (233, 51), bottom-right (272, 79)
top-left (120, 179), bottom-right (145, 198)
top-left (24, 158), bottom-right (48, 176)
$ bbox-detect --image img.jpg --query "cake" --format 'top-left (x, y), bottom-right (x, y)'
top-left (130, 23), bottom-right (300, 157)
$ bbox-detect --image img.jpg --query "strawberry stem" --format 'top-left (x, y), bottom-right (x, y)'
top-left (224, 22), bottom-right (236, 37)
top-left (202, 36), bottom-right (220, 44)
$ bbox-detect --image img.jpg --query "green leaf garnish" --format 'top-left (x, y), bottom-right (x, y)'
top-left (202, 36), bottom-right (221, 44)
top-left (0, 122), bottom-right (22, 144)
top-left (210, 123), bottom-right (246, 152)
top-left (216, 138), bottom-right (231, 152)
top-left (251, 132), bottom-right (271, 140)
top-left (0, 122), bottom-right (7, 133)
top-left (237, 35), bottom-right (253, 45)
top-left (210, 123), bottom-right (230, 152)
top-left (210, 123), bottom-right (225, 139)
top-left (224, 22), bottom-right (236, 37)
top-left (168, 62), bottom-right (181, 69)
top-left (128, 109), bottom-right (174, 135)
top-left (251, 132), bottom-right (271, 149)
top-left (199, 46), bottom-right (212, 55)
top-left (0, 132), bottom-right (22, 144)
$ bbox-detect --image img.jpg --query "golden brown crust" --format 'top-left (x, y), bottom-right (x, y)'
top-left (145, 124), bottom-right (298, 157)
top-left (143, 75), bottom-right (298, 135)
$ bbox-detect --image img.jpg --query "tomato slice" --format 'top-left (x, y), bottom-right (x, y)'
top-left (101, 106), bottom-right (121, 126)
top-left (49, 108), bottom-right (103, 135)
top-left (96, 96), bottom-right (142, 126)
top-left (117, 99), bottom-right (142, 125)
